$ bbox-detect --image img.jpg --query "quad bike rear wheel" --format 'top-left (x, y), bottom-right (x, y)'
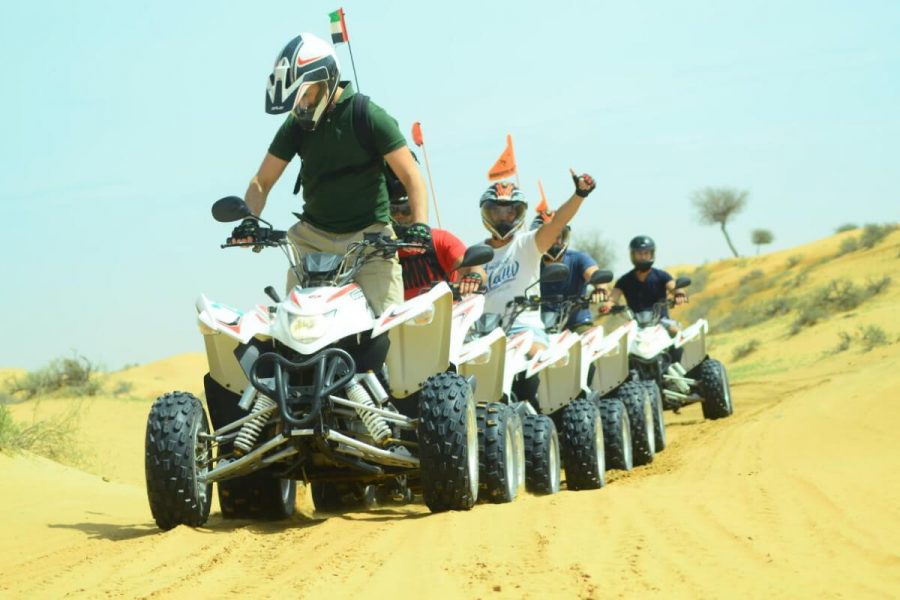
top-left (696, 358), bottom-right (734, 420)
top-left (418, 372), bottom-right (479, 512)
top-left (145, 392), bottom-right (212, 530)
top-left (522, 414), bottom-right (561, 494)
top-left (310, 482), bottom-right (376, 513)
top-left (219, 472), bottom-right (296, 520)
top-left (598, 398), bottom-right (633, 471)
top-left (618, 381), bottom-right (655, 466)
top-left (559, 397), bottom-right (606, 490)
top-left (477, 402), bottom-right (523, 503)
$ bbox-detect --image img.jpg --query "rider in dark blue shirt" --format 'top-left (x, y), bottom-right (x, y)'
top-left (603, 235), bottom-right (687, 329)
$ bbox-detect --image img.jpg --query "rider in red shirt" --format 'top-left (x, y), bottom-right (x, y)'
top-left (390, 193), bottom-right (484, 299)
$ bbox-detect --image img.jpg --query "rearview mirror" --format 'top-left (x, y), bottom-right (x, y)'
top-left (590, 269), bottom-right (614, 285)
top-left (674, 276), bottom-right (692, 289)
top-left (458, 244), bottom-right (494, 269)
top-left (212, 196), bottom-right (252, 223)
top-left (541, 263), bottom-right (570, 284)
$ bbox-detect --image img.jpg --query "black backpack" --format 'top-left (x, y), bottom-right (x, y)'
top-left (292, 93), bottom-right (407, 199)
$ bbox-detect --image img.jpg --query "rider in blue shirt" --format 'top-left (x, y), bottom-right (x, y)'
top-left (532, 215), bottom-right (607, 333)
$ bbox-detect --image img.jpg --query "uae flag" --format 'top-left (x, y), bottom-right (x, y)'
top-left (329, 8), bottom-right (349, 44)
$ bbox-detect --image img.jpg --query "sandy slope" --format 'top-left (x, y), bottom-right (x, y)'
top-left (2, 231), bottom-right (899, 598)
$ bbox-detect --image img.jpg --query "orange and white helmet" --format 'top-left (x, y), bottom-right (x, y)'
top-left (479, 182), bottom-right (527, 240)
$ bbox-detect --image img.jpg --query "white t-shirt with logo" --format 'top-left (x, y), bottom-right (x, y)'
top-left (483, 230), bottom-right (544, 330)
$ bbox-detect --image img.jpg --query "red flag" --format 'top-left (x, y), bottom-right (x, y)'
top-left (411, 122), bottom-right (424, 147)
top-left (487, 134), bottom-right (517, 181)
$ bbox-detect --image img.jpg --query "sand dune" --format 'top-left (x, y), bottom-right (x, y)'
top-left (2, 230), bottom-right (899, 598)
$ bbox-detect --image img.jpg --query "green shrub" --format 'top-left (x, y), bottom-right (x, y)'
top-left (682, 295), bottom-right (718, 324)
top-left (859, 223), bottom-right (898, 249)
top-left (836, 237), bottom-right (860, 256)
top-left (785, 254), bottom-right (804, 269)
top-left (112, 380), bottom-right (134, 397)
top-left (859, 325), bottom-right (889, 351)
top-left (827, 331), bottom-right (853, 355)
top-left (7, 354), bottom-right (101, 399)
top-left (716, 297), bottom-right (794, 333)
top-left (0, 402), bottom-right (82, 462)
top-left (739, 269), bottom-right (765, 286)
top-left (835, 223), bottom-right (858, 233)
top-left (731, 339), bottom-right (760, 362)
top-left (789, 305), bottom-right (828, 335)
top-left (865, 276), bottom-right (892, 297)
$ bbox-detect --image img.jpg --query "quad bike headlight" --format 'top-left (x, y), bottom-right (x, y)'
top-left (288, 310), bottom-right (337, 343)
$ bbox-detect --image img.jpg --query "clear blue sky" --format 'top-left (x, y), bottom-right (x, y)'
top-left (1, 0), bottom-right (898, 369)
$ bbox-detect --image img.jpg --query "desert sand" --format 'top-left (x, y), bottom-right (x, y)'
top-left (2, 230), bottom-right (899, 599)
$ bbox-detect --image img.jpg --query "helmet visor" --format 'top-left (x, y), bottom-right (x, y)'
top-left (481, 201), bottom-right (526, 239)
top-left (291, 80), bottom-right (330, 129)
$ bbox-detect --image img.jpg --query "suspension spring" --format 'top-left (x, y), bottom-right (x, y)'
top-left (345, 381), bottom-right (391, 444)
top-left (234, 396), bottom-right (277, 454)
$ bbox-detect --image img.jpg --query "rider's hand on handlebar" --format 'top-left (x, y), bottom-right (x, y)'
top-left (401, 223), bottom-right (432, 246)
top-left (598, 300), bottom-right (615, 314)
top-left (458, 272), bottom-right (484, 296)
top-left (227, 218), bottom-right (259, 246)
top-left (570, 169), bottom-right (597, 198)
top-left (673, 290), bottom-right (689, 305)
top-left (590, 286), bottom-right (609, 304)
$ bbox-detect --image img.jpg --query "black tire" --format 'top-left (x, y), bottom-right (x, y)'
top-left (559, 398), bottom-right (606, 490)
top-left (618, 381), bottom-right (655, 466)
top-left (310, 482), bottom-right (376, 513)
top-left (696, 358), bottom-right (734, 420)
top-left (145, 392), bottom-right (212, 530)
top-left (641, 380), bottom-right (667, 452)
top-left (219, 472), bottom-right (296, 520)
top-left (522, 414), bottom-right (561, 494)
top-left (598, 398), bottom-right (633, 471)
top-left (417, 372), bottom-right (479, 512)
top-left (476, 402), bottom-right (521, 503)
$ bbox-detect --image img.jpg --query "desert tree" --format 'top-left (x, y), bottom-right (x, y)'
top-left (751, 228), bottom-right (774, 255)
top-left (692, 186), bottom-right (747, 257)
top-left (573, 228), bottom-right (616, 268)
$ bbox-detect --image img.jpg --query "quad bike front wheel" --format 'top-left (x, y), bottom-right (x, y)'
top-left (618, 381), bottom-right (655, 466)
top-left (640, 380), bottom-right (667, 452)
top-left (522, 414), bottom-right (561, 494)
top-left (696, 358), bottom-right (734, 420)
top-left (311, 482), bottom-right (377, 513)
top-left (477, 402), bottom-right (523, 503)
top-left (145, 392), bottom-right (212, 530)
top-left (559, 397), bottom-right (606, 490)
top-left (598, 397), bottom-right (633, 471)
top-left (418, 372), bottom-right (479, 512)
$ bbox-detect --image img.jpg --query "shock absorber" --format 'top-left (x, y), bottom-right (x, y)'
top-left (234, 396), bottom-right (277, 454)
top-left (345, 380), bottom-right (391, 445)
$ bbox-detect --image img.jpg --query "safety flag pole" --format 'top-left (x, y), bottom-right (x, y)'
top-left (329, 8), bottom-right (360, 91)
top-left (411, 122), bottom-right (442, 229)
top-left (488, 134), bottom-right (518, 185)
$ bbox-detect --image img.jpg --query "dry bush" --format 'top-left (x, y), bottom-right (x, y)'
top-left (6, 354), bottom-right (101, 399)
top-left (859, 326), bottom-right (890, 351)
top-left (0, 400), bottom-right (83, 463)
top-left (731, 339), bottom-right (760, 362)
top-left (859, 223), bottom-right (898, 249)
top-left (835, 223), bottom-right (858, 233)
top-left (785, 254), bottom-right (804, 269)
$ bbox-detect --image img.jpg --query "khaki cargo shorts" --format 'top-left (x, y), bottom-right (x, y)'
top-left (286, 220), bottom-right (403, 316)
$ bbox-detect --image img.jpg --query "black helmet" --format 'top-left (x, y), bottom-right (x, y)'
top-left (629, 235), bottom-right (656, 272)
top-left (480, 182), bottom-right (527, 240)
top-left (265, 33), bottom-right (341, 131)
top-left (530, 212), bottom-right (570, 261)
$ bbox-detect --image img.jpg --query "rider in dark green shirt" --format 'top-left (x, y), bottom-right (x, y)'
top-left (234, 32), bottom-right (429, 315)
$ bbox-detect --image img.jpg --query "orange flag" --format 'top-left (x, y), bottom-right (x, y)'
top-left (487, 134), bottom-right (517, 181)
top-left (411, 122), bottom-right (424, 147)
top-left (535, 179), bottom-right (549, 213)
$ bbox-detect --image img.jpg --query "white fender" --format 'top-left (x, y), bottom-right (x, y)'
top-left (196, 294), bottom-right (272, 344)
top-left (455, 327), bottom-right (507, 404)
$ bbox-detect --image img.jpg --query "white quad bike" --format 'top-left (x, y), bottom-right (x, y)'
top-left (621, 276), bottom-right (734, 422)
top-left (144, 197), bottom-right (490, 530)
top-left (546, 281), bottom-right (661, 473)
top-left (456, 263), bottom-right (612, 496)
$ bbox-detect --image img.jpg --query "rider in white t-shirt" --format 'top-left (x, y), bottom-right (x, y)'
top-left (481, 170), bottom-right (597, 359)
